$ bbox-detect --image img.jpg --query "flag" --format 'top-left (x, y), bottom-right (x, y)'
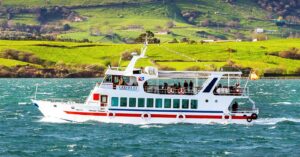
top-left (138, 76), bottom-right (144, 81)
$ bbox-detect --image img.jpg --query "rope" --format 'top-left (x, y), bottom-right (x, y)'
top-left (159, 45), bottom-right (198, 62)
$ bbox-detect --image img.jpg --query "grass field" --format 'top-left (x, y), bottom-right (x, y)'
top-left (2, 0), bottom-right (292, 43)
top-left (0, 39), bottom-right (300, 75)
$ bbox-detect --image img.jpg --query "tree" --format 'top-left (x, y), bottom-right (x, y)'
top-left (63, 24), bottom-right (71, 31)
top-left (135, 31), bottom-right (160, 44)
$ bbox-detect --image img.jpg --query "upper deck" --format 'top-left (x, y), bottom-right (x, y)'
top-left (98, 42), bottom-right (248, 97)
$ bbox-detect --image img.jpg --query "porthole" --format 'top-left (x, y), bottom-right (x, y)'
top-left (71, 106), bottom-right (75, 109)
top-left (205, 99), bottom-right (209, 103)
top-left (215, 99), bottom-right (218, 103)
top-left (53, 104), bottom-right (57, 108)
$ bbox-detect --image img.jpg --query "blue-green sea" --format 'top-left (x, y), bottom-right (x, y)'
top-left (0, 79), bottom-right (300, 156)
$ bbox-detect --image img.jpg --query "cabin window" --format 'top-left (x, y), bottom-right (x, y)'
top-left (104, 75), bottom-right (112, 83)
top-left (101, 95), bottom-right (107, 103)
top-left (129, 98), bottom-right (136, 107)
top-left (138, 98), bottom-right (145, 107)
top-left (191, 100), bottom-right (198, 109)
top-left (164, 99), bottom-right (171, 108)
top-left (155, 99), bottom-right (163, 108)
top-left (182, 99), bottom-right (189, 109)
top-left (147, 98), bottom-right (154, 108)
top-left (173, 99), bottom-right (180, 109)
top-left (120, 97), bottom-right (127, 107)
top-left (111, 97), bottom-right (119, 107)
top-left (113, 76), bottom-right (120, 84)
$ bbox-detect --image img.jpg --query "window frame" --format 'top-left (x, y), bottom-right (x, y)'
top-left (146, 98), bottom-right (154, 108)
top-left (191, 99), bottom-right (198, 109)
top-left (173, 99), bottom-right (180, 109)
top-left (164, 99), bottom-right (172, 108)
top-left (138, 98), bottom-right (145, 108)
top-left (111, 97), bottom-right (119, 107)
top-left (129, 97), bottom-right (136, 107)
top-left (120, 97), bottom-right (127, 107)
top-left (182, 99), bottom-right (189, 109)
top-left (155, 98), bottom-right (163, 108)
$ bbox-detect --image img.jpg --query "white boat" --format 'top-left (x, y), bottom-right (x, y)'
top-left (32, 43), bottom-right (259, 124)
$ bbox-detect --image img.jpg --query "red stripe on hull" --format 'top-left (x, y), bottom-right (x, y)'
top-left (186, 115), bottom-right (222, 119)
top-left (64, 111), bottom-right (249, 120)
top-left (64, 111), bottom-right (107, 116)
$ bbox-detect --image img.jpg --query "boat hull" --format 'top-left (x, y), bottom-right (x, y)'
top-left (33, 100), bottom-right (256, 124)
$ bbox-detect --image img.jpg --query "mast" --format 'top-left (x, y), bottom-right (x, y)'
top-left (124, 37), bottom-right (148, 75)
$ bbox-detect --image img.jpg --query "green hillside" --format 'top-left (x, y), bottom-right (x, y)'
top-left (0, 0), bottom-right (299, 43)
top-left (1, 39), bottom-right (300, 77)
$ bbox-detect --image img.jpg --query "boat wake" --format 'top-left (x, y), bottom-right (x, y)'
top-left (254, 118), bottom-right (300, 125)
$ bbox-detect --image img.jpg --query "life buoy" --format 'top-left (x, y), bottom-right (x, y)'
top-left (251, 113), bottom-right (258, 120)
top-left (177, 114), bottom-right (185, 120)
top-left (108, 112), bottom-right (115, 118)
top-left (142, 113), bottom-right (151, 120)
top-left (178, 88), bottom-right (185, 95)
top-left (167, 87), bottom-right (174, 94)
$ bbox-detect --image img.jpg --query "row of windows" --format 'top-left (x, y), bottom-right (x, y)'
top-left (111, 97), bottom-right (198, 109)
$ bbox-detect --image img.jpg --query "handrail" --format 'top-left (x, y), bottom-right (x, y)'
top-left (39, 98), bottom-right (84, 103)
top-left (144, 85), bottom-right (201, 95)
top-left (231, 108), bottom-right (259, 114)
top-left (214, 87), bottom-right (249, 96)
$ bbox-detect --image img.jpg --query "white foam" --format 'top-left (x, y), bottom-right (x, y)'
top-left (270, 102), bottom-right (292, 105)
top-left (38, 117), bottom-right (71, 123)
top-left (18, 102), bottom-right (30, 105)
top-left (139, 124), bottom-right (163, 128)
top-left (254, 118), bottom-right (300, 125)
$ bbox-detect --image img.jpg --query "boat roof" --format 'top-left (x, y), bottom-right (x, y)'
top-left (158, 71), bottom-right (242, 79)
top-left (104, 42), bottom-right (243, 79)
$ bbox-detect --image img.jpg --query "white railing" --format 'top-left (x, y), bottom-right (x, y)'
top-left (116, 85), bottom-right (138, 91)
top-left (214, 87), bottom-right (249, 96)
top-left (40, 98), bottom-right (84, 104)
top-left (100, 83), bottom-right (113, 89)
top-left (231, 108), bottom-right (259, 114)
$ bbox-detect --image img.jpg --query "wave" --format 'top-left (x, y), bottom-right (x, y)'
top-left (38, 117), bottom-right (71, 123)
top-left (18, 102), bottom-right (31, 105)
top-left (139, 124), bottom-right (164, 128)
top-left (270, 102), bottom-right (300, 105)
top-left (254, 118), bottom-right (300, 125)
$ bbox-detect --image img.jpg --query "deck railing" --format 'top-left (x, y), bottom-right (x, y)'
top-left (214, 87), bottom-right (249, 96)
top-left (230, 107), bottom-right (259, 114)
top-left (144, 85), bottom-right (201, 95)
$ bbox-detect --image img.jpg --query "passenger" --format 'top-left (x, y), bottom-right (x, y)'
top-left (118, 77), bottom-right (124, 85)
top-left (144, 81), bottom-right (148, 91)
top-left (189, 80), bottom-right (194, 93)
top-left (232, 102), bottom-right (239, 112)
top-left (184, 80), bottom-right (188, 91)
top-left (218, 84), bottom-right (222, 88)
top-left (141, 67), bottom-right (144, 73)
top-left (177, 83), bottom-right (181, 94)
top-left (164, 82), bottom-right (168, 94)
top-left (132, 82), bottom-right (138, 86)
top-left (173, 83), bottom-right (178, 94)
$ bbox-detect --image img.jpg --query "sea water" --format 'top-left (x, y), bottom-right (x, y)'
top-left (0, 79), bottom-right (300, 156)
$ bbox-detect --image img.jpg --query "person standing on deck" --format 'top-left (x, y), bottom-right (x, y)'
top-left (184, 80), bottom-right (188, 93)
top-left (189, 80), bottom-right (194, 94)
